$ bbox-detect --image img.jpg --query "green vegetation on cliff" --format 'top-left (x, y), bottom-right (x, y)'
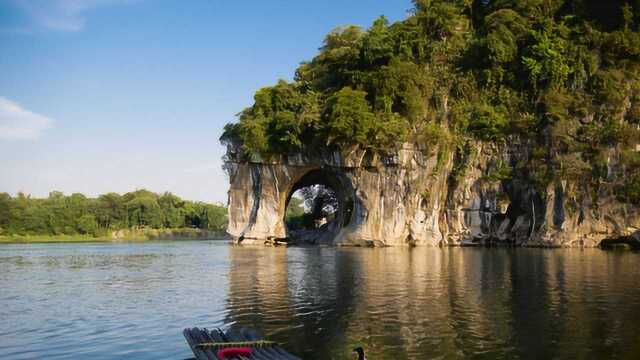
top-left (222, 0), bottom-right (640, 205)
top-left (0, 190), bottom-right (227, 239)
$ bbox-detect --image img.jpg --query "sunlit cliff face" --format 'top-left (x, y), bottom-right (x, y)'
top-left (225, 143), bottom-right (640, 247)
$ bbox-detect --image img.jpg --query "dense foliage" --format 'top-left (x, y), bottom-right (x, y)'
top-left (284, 196), bottom-right (306, 230)
top-left (222, 0), bottom-right (640, 204)
top-left (0, 190), bottom-right (227, 237)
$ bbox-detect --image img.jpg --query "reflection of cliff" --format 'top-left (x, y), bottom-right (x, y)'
top-left (225, 246), bottom-right (362, 359)
top-left (226, 246), bottom-right (285, 322)
top-left (225, 247), bottom-right (640, 359)
top-left (337, 248), bottom-right (517, 359)
top-left (511, 250), bottom-right (640, 359)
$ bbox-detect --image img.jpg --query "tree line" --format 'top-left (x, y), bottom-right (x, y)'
top-left (0, 190), bottom-right (227, 237)
top-left (221, 0), bottom-right (640, 205)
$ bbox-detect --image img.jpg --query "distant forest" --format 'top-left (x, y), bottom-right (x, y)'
top-left (0, 190), bottom-right (227, 237)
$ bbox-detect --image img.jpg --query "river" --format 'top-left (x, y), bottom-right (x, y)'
top-left (1, 241), bottom-right (639, 359)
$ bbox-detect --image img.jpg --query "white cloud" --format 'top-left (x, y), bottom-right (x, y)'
top-left (0, 97), bottom-right (54, 140)
top-left (13, 0), bottom-right (136, 32)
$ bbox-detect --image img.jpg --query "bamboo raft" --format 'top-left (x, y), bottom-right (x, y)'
top-left (183, 327), bottom-right (302, 360)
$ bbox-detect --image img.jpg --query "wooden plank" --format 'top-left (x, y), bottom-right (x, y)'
top-left (184, 327), bottom-right (301, 360)
top-left (188, 328), bottom-right (212, 360)
top-left (183, 328), bottom-right (211, 360)
top-left (197, 329), bottom-right (218, 360)
top-left (194, 328), bottom-right (221, 360)
top-left (248, 329), bottom-right (301, 360)
top-left (232, 328), bottom-right (277, 360)
top-left (210, 328), bottom-right (253, 360)
top-left (224, 328), bottom-right (271, 360)
top-left (238, 328), bottom-right (301, 360)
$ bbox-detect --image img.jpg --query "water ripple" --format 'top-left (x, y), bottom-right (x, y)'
top-left (2, 244), bottom-right (640, 359)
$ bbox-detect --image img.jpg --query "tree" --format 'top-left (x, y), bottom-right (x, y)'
top-left (362, 16), bottom-right (394, 67)
top-left (0, 193), bottom-right (11, 232)
top-left (159, 192), bottom-right (185, 228)
top-left (467, 102), bottom-right (509, 141)
top-left (204, 204), bottom-right (227, 231)
top-left (218, 0), bottom-right (640, 207)
top-left (323, 87), bottom-right (376, 148)
top-left (77, 214), bottom-right (98, 236)
top-left (223, 81), bottom-right (321, 158)
top-left (484, 9), bottom-right (528, 64)
top-left (97, 192), bottom-right (125, 229)
top-left (413, 0), bottom-right (467, 41)
top-left (0, 190), bottom-right (228, 237)
top-left (297, 25), bottom-right (365, 91)
top-left (285, 195), bottom-right (306, 230)
top-left (22, 202), bottom-right (49, 235)
top-left (521, 28), bottom-right (571, 91)
top-left (124, 190), bottom-right (163, 228)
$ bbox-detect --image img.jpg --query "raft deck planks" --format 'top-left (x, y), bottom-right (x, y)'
top-left (183, 327), bottom-right (302, 360)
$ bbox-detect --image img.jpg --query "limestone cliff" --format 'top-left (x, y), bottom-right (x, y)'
top-left (224, 140), bottom-right (640, 247)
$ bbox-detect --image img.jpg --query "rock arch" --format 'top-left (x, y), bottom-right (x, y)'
top-left (223, 143), bottom-right (640, 247)
top-left (224, 145), bottom-right (448, 246)
top-left (283, 169), bottom-right (354, 244)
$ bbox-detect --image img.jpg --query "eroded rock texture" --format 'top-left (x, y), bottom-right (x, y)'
top-left (224, 142), bottom-right (640, 247)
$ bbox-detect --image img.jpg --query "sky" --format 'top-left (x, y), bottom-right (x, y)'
top-left (0, 0), bottom-right (411, 203)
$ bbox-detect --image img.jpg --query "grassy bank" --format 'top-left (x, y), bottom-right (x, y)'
top-left (0, 228), bottom-right (229, 244)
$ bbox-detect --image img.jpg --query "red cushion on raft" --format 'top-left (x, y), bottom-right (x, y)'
top-left (217, 347), bottom-right (253, 358)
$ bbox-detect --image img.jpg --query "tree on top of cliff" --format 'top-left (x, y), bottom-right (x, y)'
top-left (221, 0), bottom-right (640, 204)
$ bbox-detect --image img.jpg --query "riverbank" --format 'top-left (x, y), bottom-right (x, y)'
top-left (0, 228), bottom-right (229, 244)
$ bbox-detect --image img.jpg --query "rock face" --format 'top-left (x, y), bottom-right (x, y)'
top-left (224, 141), bottom-right (640, 247)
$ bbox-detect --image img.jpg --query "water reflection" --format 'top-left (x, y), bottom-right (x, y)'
top-left (225, 247), bottom-right (640, 359)
top-left (1, 243), bottom-right (639, 359)
top-left (0, 242), bottom-right (231, 360)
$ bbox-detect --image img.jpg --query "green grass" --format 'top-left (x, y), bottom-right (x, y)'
top-left (0, 234), bottom-right (109, 244)
top-left (0, 228), bottom-right (228, 244)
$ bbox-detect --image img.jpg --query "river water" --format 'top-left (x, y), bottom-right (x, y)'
top-left (1, 241), bottom-right (639, 359)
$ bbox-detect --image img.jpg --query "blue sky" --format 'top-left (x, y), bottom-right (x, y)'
top-left (0, 0), bottom-right (411, 203)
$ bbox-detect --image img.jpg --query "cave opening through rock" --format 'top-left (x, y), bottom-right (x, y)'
top-left (284, 169), bottom-right (353, 244)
